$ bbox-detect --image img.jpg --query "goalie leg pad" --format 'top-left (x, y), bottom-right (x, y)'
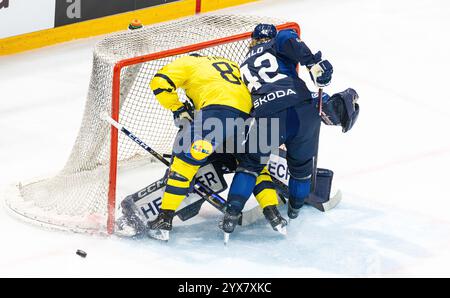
top-left (116, 196), bottom-right (148, 236)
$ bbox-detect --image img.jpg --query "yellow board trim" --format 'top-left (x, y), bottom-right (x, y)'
top-left (0, 0), bottom-right (260, 56)
top-left (201, 0), bottom-right (258, 13)
top-left (0, 0), bottom-right (197, 56)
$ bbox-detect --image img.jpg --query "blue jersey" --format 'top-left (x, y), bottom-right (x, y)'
top-left (240, 29), bottom-right (320, 117)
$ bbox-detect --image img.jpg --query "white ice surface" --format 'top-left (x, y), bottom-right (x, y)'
top-left (1, 0), bottom-right (450, 277)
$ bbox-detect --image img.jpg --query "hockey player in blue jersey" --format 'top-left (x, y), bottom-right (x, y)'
top-left (220, 24), bottom-right (359, 236)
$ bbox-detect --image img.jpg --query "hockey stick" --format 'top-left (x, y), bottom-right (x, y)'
top-left (312, 88), bottom-right (323, 192)
top-left (318, 88), bottom-right (324, 117)
top-left (305, 87), bottom-right (343, 211)
top-left (271, 169), bottom-right (342, 212)
top-left (101, 113), bottom-right (229, 214)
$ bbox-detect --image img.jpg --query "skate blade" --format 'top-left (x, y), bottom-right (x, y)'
top-left (224, 233), bottom-right (230, 245)
top-left (148, 229), bottom-right (170, 241)
top-left (275, 224), bottom-right (287, 236)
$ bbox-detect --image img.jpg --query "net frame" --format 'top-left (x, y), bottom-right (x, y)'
top-left (5, 15), bottom-right (300, 235)
top-left (107, 21), bottom-right (300, 233)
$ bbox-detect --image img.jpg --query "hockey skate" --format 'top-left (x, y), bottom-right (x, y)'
top-left (219, 211), bottom-right (240, 245)
top-left (147, 209), bottom-right (174, 241)
top-left (263, 205), bottom-right (288, 235)
top-left (287, 200), bottom-right (303, 221)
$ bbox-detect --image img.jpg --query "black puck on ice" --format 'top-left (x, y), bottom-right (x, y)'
top-left (76, 250), bottom-right (87, 258)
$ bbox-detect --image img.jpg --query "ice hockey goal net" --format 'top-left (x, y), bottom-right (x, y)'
top-left (5, 15), bottom-right (300, 234)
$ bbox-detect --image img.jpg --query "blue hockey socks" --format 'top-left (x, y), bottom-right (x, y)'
top-left (227, 172), bottom-right (257, 214)
top-left (288, 177), bottom-right (311, 208)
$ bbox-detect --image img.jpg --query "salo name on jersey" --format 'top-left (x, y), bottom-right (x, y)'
top-left (253, 88), bottom-right (297, 108)
top-left (245, 46), bottom-right (264, 60)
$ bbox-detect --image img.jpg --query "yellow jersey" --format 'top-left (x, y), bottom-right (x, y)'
top-left (150, 55), bottom-right (252, 114)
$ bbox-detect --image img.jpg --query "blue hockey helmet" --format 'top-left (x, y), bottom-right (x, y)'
top-left (320, 88), bottom-right (360, 133)
top-left (252, 24), bottom-right (277, 40)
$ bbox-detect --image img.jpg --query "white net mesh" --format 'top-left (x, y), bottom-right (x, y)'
top-left (5, 15), bottom-right (292, 234)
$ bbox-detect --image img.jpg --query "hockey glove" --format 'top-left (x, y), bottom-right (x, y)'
top-left (309, 60), bottom-right (333, 87)
top-left (173, 103), bottom-right (194, 126)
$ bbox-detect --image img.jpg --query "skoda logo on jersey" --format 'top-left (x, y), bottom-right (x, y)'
top-left (253, 89), bottom-right (297, 108)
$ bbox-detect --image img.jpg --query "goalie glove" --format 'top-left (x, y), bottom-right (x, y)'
top-left (320, 88), bottom-right (360, 133)
top-left (309, 57), bottom-right (333, 87)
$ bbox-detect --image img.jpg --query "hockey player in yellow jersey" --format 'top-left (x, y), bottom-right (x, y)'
top-left (147, 54), bottom-right (287, 240)
top-left (150, 55), bottom-right (252, 114)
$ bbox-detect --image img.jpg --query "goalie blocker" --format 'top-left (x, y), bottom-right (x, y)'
top-left (116, 149), bottom-right (341, 237)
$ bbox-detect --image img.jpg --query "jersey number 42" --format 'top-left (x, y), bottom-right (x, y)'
top-left (240, 53), bottom-right (287, 92)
